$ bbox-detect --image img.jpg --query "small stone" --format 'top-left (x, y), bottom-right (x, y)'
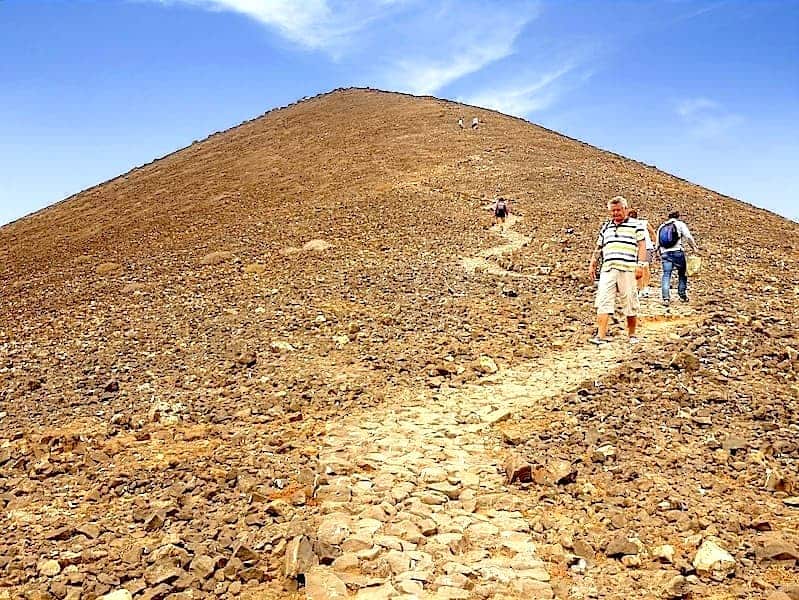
top-left (305, 567), bottom-right (348, 600)
top-left (231, 543), bottom-right (260, 563)
top-left (756, 534), bottom-right (799, 561)
top-left (302, 239), bottom-right (332, 252)
top-left (76, 523), bottom-right (101, 539)
top-left (592, 444), bottom-right (616, 463)
top-left (483, 408), bottom-right (511, 424)
top-left (504, 455), bottom-right (532, 484)
top-left (38, 559), bottom-right (61, 577)
top-left (621, 554), bottom-right (641, 568)
top-left (573, 540), bottom-right (595, 561)
top-left (284, 535), bottom-right (319, 579)
top-left (663, 575), bottom-right (690, 598)
top-left (97, 591), bottom-right (133, 600)
top-left (652, 544), bottom-right (676, 564)
top-left (784, 584), bottom-right (799, 600)
top-left (692, 540), bottom-right (735, 580)
top-left (189, 555), bottom-right (217, 579)
top-left (44, 526), bottom-right (75, 541)
top-left (605, 535), bottom-right (639, 558)
top-left (396, 579), bottom-right (424, 595)
top-left (144, 511), bottom-right (165, 530)
top-left (474, 356), bottom-right (498, 375)
top-left (670, 350), bottom-right (700, 371)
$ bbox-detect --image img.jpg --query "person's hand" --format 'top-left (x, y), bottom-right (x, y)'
top-left (635, 266), bottom-right (644, 280)
top-left (589, 260), bottom-right (597, 280)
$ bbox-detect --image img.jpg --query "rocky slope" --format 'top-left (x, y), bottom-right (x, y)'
top-left (0, 88), bottom-right (797, 600)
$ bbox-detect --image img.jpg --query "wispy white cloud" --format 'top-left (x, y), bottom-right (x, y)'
top-left (152, 0), bottom-right (540, 94)
top-left (152, 0), bottom-right (391, 55)
top-left (461, 63), bottom-right (581, 117)
top-left (676, 97), bottom-right (742, 138)
top-left (677, 97), bottom-right (720, 117)
top-left (391, 41), bottom-right (523, 97)
top-left (382, 2), bottom-right (540, 95)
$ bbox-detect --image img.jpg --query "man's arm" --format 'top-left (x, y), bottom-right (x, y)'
top-left (589, 244), bottom-right (600, 279)
top-left (637, 239), bottom-right (647, 263)
top-left (647, 222), bottom-right (657, 244)
top-left (681, 223), bottom-right (699, 252)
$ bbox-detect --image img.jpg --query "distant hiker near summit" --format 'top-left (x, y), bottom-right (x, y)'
top-left (589, 196), bottom-right (648, 345)
top-left (471, 116), bottom-right (479, 129)
top-left (656, 210), bottom-right (700, 306)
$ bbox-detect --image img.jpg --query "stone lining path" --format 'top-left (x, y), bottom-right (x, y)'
top-left (297, 217), bottom-right (695, 599)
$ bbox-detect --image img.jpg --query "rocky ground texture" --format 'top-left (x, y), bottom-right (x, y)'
top-left (1, 89), bottom-right (797, 599)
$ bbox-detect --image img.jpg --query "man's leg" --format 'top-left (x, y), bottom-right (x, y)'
top-left (597, 313), bottom-right (611, 338)
top-left (618, 271), bottom-right (641, 338)
top-left (661, 255), bottom-right (673, 301)
top-left (627, 315), bottom-right (637, 336)
top-left (641, 264), bottom-right (651, 292)
top-left (594, 271), bottom-right (615, 340)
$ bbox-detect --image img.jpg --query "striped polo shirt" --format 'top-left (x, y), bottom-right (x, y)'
top-left (596, 217), bottom-right (645, 272)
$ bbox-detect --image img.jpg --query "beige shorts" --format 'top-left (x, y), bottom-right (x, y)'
top-left (595, 269), bottom-right (640, 316)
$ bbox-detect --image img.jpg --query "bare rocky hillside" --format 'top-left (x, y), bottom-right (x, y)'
top-left (1, 88), bottom-right (797, 600)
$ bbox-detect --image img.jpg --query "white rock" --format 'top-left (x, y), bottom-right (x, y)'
top-left (305, 568), bottom-right (348, 600)
top-left (482, 408), bottom-right (512, 424)
top-left (475, 355), bottom-right (498, 374)
top-left (98, 592), bottom-right (133, 600)
top-left (302, 239), bottom-right (332, 252)
top-left (270, 340), bottom-right (296, 353)
top-left (37, 559), bottom-right (61, 577)
top-left (652, 544), bottom-right (676, 563)
top-left (692, 540), bottom-right (736, 580)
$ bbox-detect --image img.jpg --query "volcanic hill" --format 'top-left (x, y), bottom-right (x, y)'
top-left (1, 88), bottom-right (797, 600)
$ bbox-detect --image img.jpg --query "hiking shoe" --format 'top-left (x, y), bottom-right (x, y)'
top-left (679, 294), bottom-right (689, 302)
top-left (629, 336), bottom-right (640, 345)
top-left (662, 298), bottom-right (670, 307)
top-left (589, 337), bottom-right (609, 345)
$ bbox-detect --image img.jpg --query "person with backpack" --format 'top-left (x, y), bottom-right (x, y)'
top-left (493, 196), bottom-right (510, 231)
top-left (656, 210), bottom-right (699, 306)
top-left (588, 196), bottom-right (648, 345)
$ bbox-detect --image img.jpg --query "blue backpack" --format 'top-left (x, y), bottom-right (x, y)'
top-left (658, 221), bottom-right (679, 249)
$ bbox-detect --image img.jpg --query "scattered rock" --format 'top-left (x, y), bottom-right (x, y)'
top-left (200, 251), bottom-right (234, 265)
top-left (692, 540), bottom-right (736, 580)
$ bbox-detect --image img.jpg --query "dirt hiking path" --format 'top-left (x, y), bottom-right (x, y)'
top-left (297, 218), bottom-right (697, 599)
top-left (461, 215), bottom-right (534, 277)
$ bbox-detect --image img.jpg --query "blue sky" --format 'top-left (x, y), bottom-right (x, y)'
top-left (1, 0), bottom-right (797, 226)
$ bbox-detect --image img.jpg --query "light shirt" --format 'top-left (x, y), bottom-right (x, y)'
top-left (637, 218), bottom-right (655, 250)
top-left (596, 218), bottom-right (645, 272)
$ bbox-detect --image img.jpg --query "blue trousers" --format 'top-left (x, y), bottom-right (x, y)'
top-left (661, 250), bottom-right (687, 300)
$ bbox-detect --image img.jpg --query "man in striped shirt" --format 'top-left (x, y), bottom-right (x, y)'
top-left (588, 196), bottom-right (648, 345)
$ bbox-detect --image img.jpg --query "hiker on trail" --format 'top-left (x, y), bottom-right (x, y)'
top-left (628, 208), bottom-right (657, 297)
top-left (656, 210), bottom-right (699, 306)
top-left (458, 118), bottom-right (464, 129)
top-left (588, 196), bottom-right (648, 345)
top-left (471, 117), bottom-right (479, 129)
top-left (493, 197), bottom-right (510, 231)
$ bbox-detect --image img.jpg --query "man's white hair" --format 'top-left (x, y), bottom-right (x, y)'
top-left (607, 195), bottom-right (628, 209)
